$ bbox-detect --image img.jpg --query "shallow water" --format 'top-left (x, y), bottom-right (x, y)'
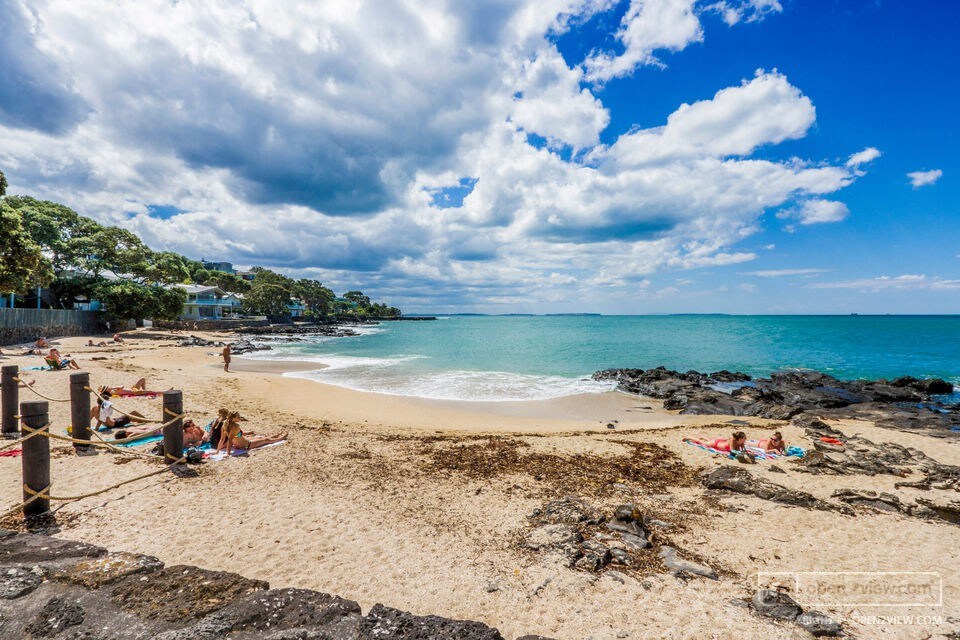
top-left (244, 315), bottom-right (960, 402)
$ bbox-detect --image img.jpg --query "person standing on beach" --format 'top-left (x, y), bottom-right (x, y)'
top-left (222, 343), bottom-right (232, 372)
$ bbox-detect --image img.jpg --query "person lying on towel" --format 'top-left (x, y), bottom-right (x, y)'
top-left (757, 431), bottom-right (787, 453)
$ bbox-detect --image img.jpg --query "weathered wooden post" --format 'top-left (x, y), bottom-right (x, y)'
top-left (20, 401), bottom-right (50, 517)
top-left (69, 372), bottom-right (92, 452)
top-left (1, 365), bottom-right (19, 438)
top-left (162, 390), bottom-right (183, 465)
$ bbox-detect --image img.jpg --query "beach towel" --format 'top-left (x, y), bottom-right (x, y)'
top-left (685, 439), bottom-right (804, 461)
top-left (201, 440), bottom-right (286, 461)
top-left (0, 449), bottom-right (22, 457)
top-left (23, 366), bottom-right (52, 371)
top-left (113, 390), bottom-right (160, 398)
top-left (112, 433), bottom-right (164, 448)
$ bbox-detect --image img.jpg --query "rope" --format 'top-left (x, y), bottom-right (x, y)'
top-left (12, 378), bottom-right (70, 403)
top-left (16, 413), bottom-right (186, 460)
top-left (1, 454), bottom-right (187, 519)
top-left (86, 386), bottom-right (156, 423)
top-left (0, 424), bottom-right (46, 451)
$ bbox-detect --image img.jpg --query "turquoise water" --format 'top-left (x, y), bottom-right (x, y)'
top-left (249, 316), bottom-right (960, 402)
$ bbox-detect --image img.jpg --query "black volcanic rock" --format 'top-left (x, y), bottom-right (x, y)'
top-left (592, 366), bottom-right (958, 437)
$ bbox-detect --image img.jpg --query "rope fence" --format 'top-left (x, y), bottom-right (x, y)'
top-left (12, 377), bottom-right (71, 403)
top-left (0, 380), bottom-right (194, 521)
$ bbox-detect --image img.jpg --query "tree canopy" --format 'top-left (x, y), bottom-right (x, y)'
top-left (0, 177), bottom-right (401, 320)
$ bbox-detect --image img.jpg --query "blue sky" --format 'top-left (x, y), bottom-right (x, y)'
top-left (0, 0), bottom-right (956, 313)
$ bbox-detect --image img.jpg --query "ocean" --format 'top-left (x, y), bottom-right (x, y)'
top-left (245, 315), bottom-right (960, 402)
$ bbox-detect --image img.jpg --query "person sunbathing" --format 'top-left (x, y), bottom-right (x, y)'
top-left (711, 431), bottom-right (747, 453)
top-left (112, 423), bottom-right (162, 441)
top-left (35, 337), bottom-right (51, 349)
top-left (91, 397), bottom-right (145, 430)
top-left (113, 333), bottom-right (125, 344)
top-left (216, 411), bottom-right (286, 454)
top-left (97, 379), bottom-right (157, 397)
top-left (182, 419), bottom-right (209, 447)
top-left (46, 348), bottom-right (80, 370)
top-left (87, 339), bottom-right (108, 347)
top-left (757, 431), bottom-right (786, 453)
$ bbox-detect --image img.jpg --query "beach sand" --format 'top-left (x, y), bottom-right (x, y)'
top-left (0, 330), bottom-right (957, 639)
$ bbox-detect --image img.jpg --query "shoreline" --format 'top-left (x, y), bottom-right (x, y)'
top-left (1, 329), bottom-right (958, 639)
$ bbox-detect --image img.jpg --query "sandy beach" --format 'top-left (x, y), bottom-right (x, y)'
top-left (1, 330), bottom-right (957, 639)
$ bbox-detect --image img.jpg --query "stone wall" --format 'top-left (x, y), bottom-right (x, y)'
top-left (152, 318), bottom-right (271, 331)
top-left (0, 309), bottom-right (114, 347)
top-left (0, 528), bottom-right (553, 639)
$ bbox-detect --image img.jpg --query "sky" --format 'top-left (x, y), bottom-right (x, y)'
top-left (1, 0), bottom-right (957, 314)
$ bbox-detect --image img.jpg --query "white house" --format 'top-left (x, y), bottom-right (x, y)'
top-left (172, 284), bottom-right (243, 319)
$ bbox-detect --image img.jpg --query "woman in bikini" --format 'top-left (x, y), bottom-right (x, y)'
top-left (98, 379), bottom-right (157, 397)
top-left (711, 431), bottom-right (747, 453)
top-left (757, 431), bottom-right (786, 453)
top-left (216, 411), bottom-right (286, 454)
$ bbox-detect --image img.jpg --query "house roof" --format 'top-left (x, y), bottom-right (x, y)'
top-left (172, 284), bottom-right (224, 295)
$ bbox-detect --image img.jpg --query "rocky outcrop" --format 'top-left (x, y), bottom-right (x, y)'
top-left (594, 366), bottom-right (958, 436)
top-left (701, 467), bottom-right (849, 513)
top-left (0, 529), bottom-right (552, 640)
top-left (522, 497), bottom-right (716, 580)
top-left (751, 590), bottom-right (841, 637)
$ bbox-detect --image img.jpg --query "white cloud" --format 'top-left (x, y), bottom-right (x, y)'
top-left (907, 169), bottom-right (942, 188)
top-left (0, 0), bottom-right (870, 311)
top-left (809, 275), bottom-right (960, 291)
top-left (584, 0), bottom-right (702, 82)
top-left (704, 0), bottom-right (782, 26)
top-left (511, 46), bottom-right (609, 149)
top-left (779, 199), bottom-right (849, 225)
top-left (605, 69), bottom-right (815, 165)
top-left (741, 268), bottom-right (828, 277)
top-left (846, 146), bottom-right (881, 167)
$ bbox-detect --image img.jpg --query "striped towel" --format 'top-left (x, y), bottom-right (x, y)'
top-left (685, 439), bottom-right (805, 461)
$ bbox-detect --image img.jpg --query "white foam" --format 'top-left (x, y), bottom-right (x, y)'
top-left (284, 365), bottom-right (615, 402)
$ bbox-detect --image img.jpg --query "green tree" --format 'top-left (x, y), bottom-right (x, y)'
top-left (242, 282), bottom-right (290, 316)
top-left (0, 169), bottom-right (7, 196)
top-left (343, 290), bottom-right (371, 310)
top-left (0, 203), bottom-right (52, 292)
top-left (206, 271), bottom-right (250, 294)
top-left (295, 279), bottom-right (334, 315)
top-left (95, 280), bottom-right (185, 322)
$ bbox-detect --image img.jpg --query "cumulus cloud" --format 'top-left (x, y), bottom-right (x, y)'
top-left (511, 46), bottom-right (609, 149)
top-left (778, 199), bottom-right (849, 225)
top-left (0, 0), bottom-right (870, 311)
top-left (846, 147), bottom-right (881, 167)
top-left (604, 69), bottom-right (815, 165)
top-left (907, 169), bottom-right (943, 188)
top-left (584, 0), bottom-right (702, 82)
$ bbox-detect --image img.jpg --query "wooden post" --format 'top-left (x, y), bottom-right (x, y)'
top-left (69, 372), bottom-right (91, 450)
top-left (20, 401), bottom-right (50, 517)
top-left (1, 365), bottom-right (18, 439)
top-left (162, 391), bottom-right (183, 465)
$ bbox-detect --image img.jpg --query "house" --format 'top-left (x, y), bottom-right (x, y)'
top-left (172, 284), bottom-right (243, 319)
top-left (200, 260), bottom-right (235, 274)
